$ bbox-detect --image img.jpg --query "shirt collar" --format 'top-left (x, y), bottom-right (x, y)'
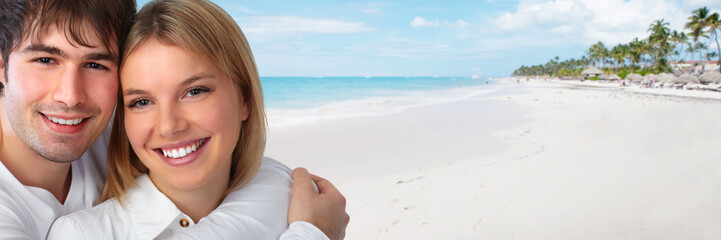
top-left (125, 174), bottom-right (195, 238)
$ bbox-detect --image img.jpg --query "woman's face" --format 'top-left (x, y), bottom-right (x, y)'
top-left (120, 38), bottom-right (247, 193)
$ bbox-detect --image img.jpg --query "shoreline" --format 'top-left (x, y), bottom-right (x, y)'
top-left (266, 79), bottom-right (721, 239)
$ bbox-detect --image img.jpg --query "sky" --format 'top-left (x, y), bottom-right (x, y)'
top-left (136, 0), bottom-right (721, 77)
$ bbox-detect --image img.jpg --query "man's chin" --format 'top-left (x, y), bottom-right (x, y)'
top-left (31, 144), bottom-right (89, 163)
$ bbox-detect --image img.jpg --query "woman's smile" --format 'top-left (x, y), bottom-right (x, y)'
top-left (153, 137), bottom-right (210, 166)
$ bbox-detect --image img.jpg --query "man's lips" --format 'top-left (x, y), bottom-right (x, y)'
top-left (40, 113), bottom-right (91, 134)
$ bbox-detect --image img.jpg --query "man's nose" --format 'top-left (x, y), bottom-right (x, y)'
top-left (52, 67), bottom-right (86, 107)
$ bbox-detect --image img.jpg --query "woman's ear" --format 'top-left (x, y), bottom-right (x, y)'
top-left (240, 102), bottom-right (249, 121)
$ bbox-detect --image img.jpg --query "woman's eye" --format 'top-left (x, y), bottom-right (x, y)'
top-left (128, 99), bottom-right (151, 108)
top-left (185, 87), bottom-right (210, 97)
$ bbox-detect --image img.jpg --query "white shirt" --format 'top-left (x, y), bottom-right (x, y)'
top-left (0, 131), bottom-right (107, 240)
top-left (47, 158), bottom-right (328, 240)
top-left (0, 125), bottom-right (327, 240)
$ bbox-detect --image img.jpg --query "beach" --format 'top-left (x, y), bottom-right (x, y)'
top-left (264, 79), bottom-right (721, 239)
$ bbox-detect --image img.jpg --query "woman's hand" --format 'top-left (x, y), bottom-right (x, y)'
top-left (289, 168), bottom-right (350, 240)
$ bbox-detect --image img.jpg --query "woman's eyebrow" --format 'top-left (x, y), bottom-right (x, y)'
top-left (122, 74), bottom-right (215, 97)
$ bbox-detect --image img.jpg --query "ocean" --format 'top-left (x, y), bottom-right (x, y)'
top-left (261, 76), bottom-right (497, 127)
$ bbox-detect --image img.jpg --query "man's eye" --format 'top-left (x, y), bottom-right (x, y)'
top-left (86, 62), bottom-right (109, 70)
top-left (34, 58), bottom-right (54, 64)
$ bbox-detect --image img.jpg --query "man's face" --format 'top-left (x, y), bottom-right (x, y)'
top-left (1, 26), bottom-right (118, 162)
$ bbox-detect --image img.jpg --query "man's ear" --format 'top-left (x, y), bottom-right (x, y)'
top-left (0, 55), bottom-right (4, 87)
top-left (0, 52), bottom-right (5, 87)
top-left (0, 55), bottom-right (5, 87)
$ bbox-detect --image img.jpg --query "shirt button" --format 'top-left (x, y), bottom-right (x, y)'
top-left (179, 218), bottom-right (190, 228)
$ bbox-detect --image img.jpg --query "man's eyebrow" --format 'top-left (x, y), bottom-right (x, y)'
top-left (21, 44), bottom-right (67, 58)
top-left (85, 52), bottom-right (118, 65)
top-left (20, 44), bottom-right (117, 64)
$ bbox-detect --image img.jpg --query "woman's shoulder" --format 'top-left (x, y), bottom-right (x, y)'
top-left (260, 157), bottom-right (292, 176)
top-left (47, 198), bottom-right (132, 239)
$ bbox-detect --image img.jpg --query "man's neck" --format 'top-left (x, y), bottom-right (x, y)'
top-left (0, 101), bottom-right (73, 203)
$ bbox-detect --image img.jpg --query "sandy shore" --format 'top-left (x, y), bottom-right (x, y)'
top-left (265, 80), bottom-right (721, 239)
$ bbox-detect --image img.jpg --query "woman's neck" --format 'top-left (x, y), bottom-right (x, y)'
top-left (150, 171), bottom-right (229, 222)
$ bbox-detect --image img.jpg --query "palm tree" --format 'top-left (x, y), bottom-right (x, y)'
top-left (706, 12), bottom-right (720, 72)
top-left (648, 19), bottom-right (672, 68)
top-left (670, 30), bottom-right (689, 73)
top-left (686, 7), bottom-right (711, 73)
top-left (611, 44), bottom-right (629, 68)
top-left (628, 38), bottom-right (645, 68)
top-left (586, 41), bottom-right (608, 68)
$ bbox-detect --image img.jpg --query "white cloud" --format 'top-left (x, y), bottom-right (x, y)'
top-left (682, 0), bottom-right (721, 10)
top-left (411, 17), bottom-right (468, 28)
top-left (224, 4), bottom-right (259, 14)
top-left (448, 19), bottom-right (468, 28)
top-left (491, 0), bottom-right (700, 46)
top-left (362, 8), bottom-right (380, 14)
top-left (411, 17), bottom-right (441, 28)
top-left (240, 16), bottom-right (375, 40)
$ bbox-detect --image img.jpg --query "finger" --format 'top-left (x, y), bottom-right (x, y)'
top-left (311, 174), bottom-right (341, 196)
top-left (291, 168), bottom-right (317, 196)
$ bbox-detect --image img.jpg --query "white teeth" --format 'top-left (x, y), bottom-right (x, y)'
top-left (47, 116), bottom-right (83, 126)
top-left (160, 139), bottom-right (206, 159)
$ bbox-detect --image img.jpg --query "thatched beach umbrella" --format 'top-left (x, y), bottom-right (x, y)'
top-left (699, 72), bottom-right (721, 84)
top-left (581, 66), bottom-right (603, 78)
top-left (676, 73), bottom-right (700, 84)
top-left (656, 73), bottom-right (677, 83)
top-left (625, 73), bottom-right (643, 83)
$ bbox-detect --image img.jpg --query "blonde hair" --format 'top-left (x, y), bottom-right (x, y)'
top-left (100, 0), bottom-right (266, 202)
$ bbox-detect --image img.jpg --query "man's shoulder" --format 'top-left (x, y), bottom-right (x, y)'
top-left (0, 181), bottom-right (40, 239)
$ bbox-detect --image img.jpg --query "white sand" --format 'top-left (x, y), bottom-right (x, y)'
top-left (265, 80), bottom-right (721, 239)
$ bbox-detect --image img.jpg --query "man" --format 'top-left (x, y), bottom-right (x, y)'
top-left (0, 0), bottom-right (348, 239)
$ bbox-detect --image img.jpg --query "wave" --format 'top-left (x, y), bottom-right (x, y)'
top-left (266, 85), bottom-right (499, 127)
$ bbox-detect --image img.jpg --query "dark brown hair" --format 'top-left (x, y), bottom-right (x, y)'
top-left (0, 0), bottom-right (136, 92)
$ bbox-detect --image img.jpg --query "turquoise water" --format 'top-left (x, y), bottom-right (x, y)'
top-left (262, 76), bottom-right (492, 109)
top-left (260, 76), bottom-right (497, 126)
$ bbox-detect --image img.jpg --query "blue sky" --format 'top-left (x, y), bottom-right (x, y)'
top-left (137, 0), bottom-right (721, 77)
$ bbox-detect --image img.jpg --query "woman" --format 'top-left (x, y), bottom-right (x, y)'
top-left (46, 0), bottom-right (340, 238)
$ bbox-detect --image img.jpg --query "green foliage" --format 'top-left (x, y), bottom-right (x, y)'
top-left (589, 76), bottom-right (599, 81)
top-left (513, 5), bottom-right (721, 76)
top-left (617, 70), bottom-right (631, 79)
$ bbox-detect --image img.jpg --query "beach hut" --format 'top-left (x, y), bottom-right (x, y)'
top-left (581, 66), bottom-right (603, 79)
